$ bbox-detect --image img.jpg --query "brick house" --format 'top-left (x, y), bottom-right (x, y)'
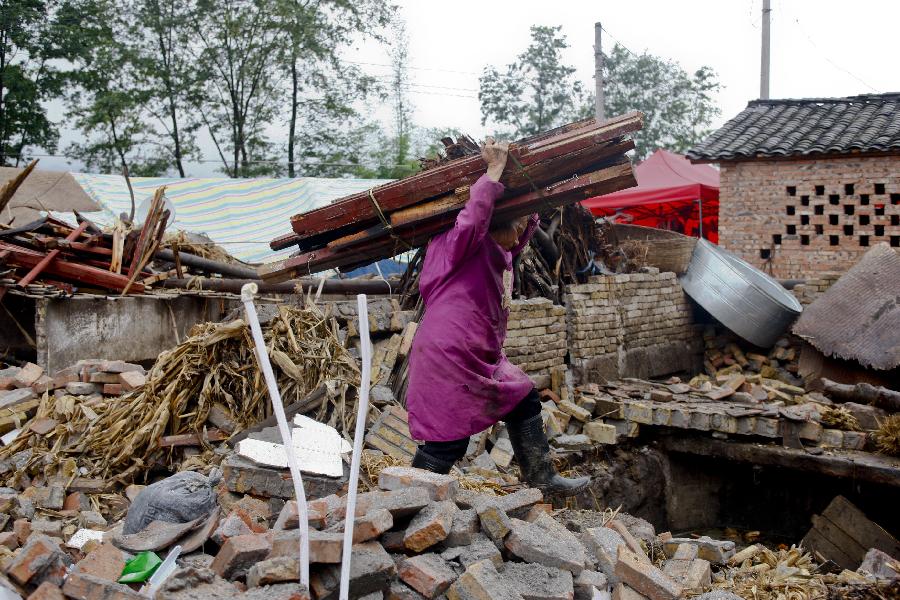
top-left (687, 94), bottom-right (900, 279)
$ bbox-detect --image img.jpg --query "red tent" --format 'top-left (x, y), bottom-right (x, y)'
top-left (582, 149), bottom-right (720, 243)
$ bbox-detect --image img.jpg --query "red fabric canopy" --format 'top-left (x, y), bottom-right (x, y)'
top-left (583, 149), bottom-right (720, 242)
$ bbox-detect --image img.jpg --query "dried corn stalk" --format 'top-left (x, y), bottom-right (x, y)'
top-left (0, 302), bottom-right (359, 485)
top-left (708, 545), bottom-right (829, 600)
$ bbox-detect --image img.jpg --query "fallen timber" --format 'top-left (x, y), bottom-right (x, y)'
top-left (160, 276), bottom-right (399, 295)
top-left (263, 113), bottom-right (641, 280)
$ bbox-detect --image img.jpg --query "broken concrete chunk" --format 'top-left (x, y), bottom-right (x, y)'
top-left (246, 556), bottom-right (300, 587)
top-left (496, 488), bottom-right (544, 518)
top-left (476, 501), bottom-right (511, 548)
top-left (582, 526), bottom-right (626, 584)
top-left (505, 518), bottom-right (585, 575)
top-left (378, 466), bottom-right (459, 501)
top-left (489, 437), bottom-right (514, 469)
top-left (574, 570), bottom-right (609, 600)
top-left (444, 509), bottom-right (480, 548)
top-left (441, 533), bottom-right (503, 570)
top-left (502, 562), bottom-right (575, 600)
top-left (7, 534), bottom-right (72, 588)
top-left (661, 558), bottom-right (711, 590)
top-left (210, 533), bottom-right (272, 580)
top-left (446, 559), bottom-right (524, 600)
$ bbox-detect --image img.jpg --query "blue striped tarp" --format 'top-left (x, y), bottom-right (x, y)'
top-left (67, 173), bottom-right (393, 264)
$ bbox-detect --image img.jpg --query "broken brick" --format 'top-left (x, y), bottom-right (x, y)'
top-left (387, 581), bottom-right (428, 600)
top-left (583, 421), bottom-right (617, 445)
top-left (615, 547), bottom-right (683, 600)
top-left (378, 466), bottom-right (458, 502)
top-left (13, 363), bottom-right (44, 388)
top-left (612, 583), bottom-right (649, 600)
top-left (661, 537), bottom-right (735, 565)
top-left (14, 519), bottom-right (32, 544)
top-left (118, 371), bottom-right (146, 391)
top-left (399, 553), bottom-right (457, 599)
top-left (73, 543), bottom-right (126, 582)
top-left (446, 559), bottom-right (524, 600)
top-left (582, 527), bottom-right (626, 584)
top-left (102, 384), bottom-right (123, 396)
top-left (574, 570), bottom-right (609, 600)
top-left (661, 558), bottom-right (711, 590)
top-left (0, 532), bottom-right (19, 550)
top-left (27, 581), bottom-right (65, 600)
top-left (211, 533), bottom-right (272, 580)
top-left (608, 521), bottom-right (650, 564)
top-left (489, 437), bottom-right (514, 469)
top-left (63, 492), bottom-right (90, 512)
top-left (524, 504), bottom-right (553, 522)
top-left (442, 534), bottom-right (503, 570)
top-left (476, 501), bottom-right (511, 547)
top-left (344, 508), bottom-right (394, 543)
top-left (270, 529), bottom-right (344, 564)
top-left (273, 500), bottom-right (326, 531)
top-left (63, 572), bottom-right (144, 600)
top-left (496, 488), bottom-right (543, 518)
top-left (404, 500), bottom-right (457, 553)
top-left (354, 487), bottom-right (431, 520)
top-left (246, 556), bottom-right (300, 587)
top-left (7, 535), bottom-right (72, 588)
top-left (558, 400), bottom-right (591, 422)
top-left (309, 541), bottom-right (395, 600)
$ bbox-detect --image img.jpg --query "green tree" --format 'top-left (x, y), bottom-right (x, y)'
top-left (602, 43), bottom-right (721, 160)
top-left (64, 0), bottom-right (169, 176)
top-left (124, 0), bottom-right (202, 177)
top-left (0, 0), bottom-right (72, 166)
top-left (274, 0), bottom-right (391, 178)
top-left (188, 0), bottom-right (284, 178)
top-left (479, 25), bottom-right (588, 139)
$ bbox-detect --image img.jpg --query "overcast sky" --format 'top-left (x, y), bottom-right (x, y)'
top-left (37, 0), bottom-right (900, 177)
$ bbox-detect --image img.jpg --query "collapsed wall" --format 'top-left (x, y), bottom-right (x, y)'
top-left (564, 271), bottom-right (702, 382)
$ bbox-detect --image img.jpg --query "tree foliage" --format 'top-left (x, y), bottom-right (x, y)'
top-left (479, 25), bottom-right (589, 139)
top-left (479, 26), bottom-right (721, 160)
top-left (602, 43), bottom-right (721, 160)
top-left (0, 0), bottom-right (74, 166)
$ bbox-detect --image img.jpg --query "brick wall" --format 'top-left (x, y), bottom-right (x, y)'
top-left (719, 155), bottom-right (900, 279)
top-left (790, 274), bottom-right (841, 306)
top-left (504, 298), bottom-right (568, 389)
top-left (563, 271), bottom-right (701, 381)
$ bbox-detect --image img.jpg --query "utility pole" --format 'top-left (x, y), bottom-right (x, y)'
top-left (760, 0), bottom-right (771, 99)
top-left (594, 22), bottom-right (605, 122)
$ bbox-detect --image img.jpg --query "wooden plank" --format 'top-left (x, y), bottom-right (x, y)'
top-left (17, 221), bottom-right (90, 287)
top-left (159, 429), bottom-right (228, 447)
top-left (810, 513), bottom-right (869, 566)
top-left (802, 527), bottom-right (858, 570)
top-left (821, 496), bottom-right (900, 559)
top-left (0, 241), bottom-right (144, 293)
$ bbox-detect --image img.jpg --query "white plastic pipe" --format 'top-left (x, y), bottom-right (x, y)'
top-left (339, 294), bottom-right (373, 600)
top-left (141, 544), bottom-right (182, 596)
top-left (240, 283), bottom-right (310, 587)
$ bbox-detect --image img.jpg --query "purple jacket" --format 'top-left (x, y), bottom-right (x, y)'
top-left (406, 174), bottom-right (540, 442)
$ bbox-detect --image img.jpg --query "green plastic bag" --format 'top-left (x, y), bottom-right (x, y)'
top-left (118, 551), bottom-right (162, 584)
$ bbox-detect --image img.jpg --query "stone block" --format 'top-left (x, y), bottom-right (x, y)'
top-left (356, 488), bottom-right (431, 519)
top-left (551, 434), bottom-right (592, 452)
top-left (446, 559), bottom-right (524, 600)
top-left (399, 553), bottom-right (457, 599)
top-left (13, 363), bottom-right (44, 388)
top-left (505, 518), bottom-right (584, 575)
top-left (614, 547), bottom-right (683, 600)
top-left (378, 467), bottom-right (458, 502)
top-left (63, 572), bottom-right (144, 600)
top-left (661, 558), bottom-right (711, 590)
top-left (558, 401), bottom-right (592, 423)
top-left (333, 508), bottom-right (393, 544)
top-left (222, 454), bottom-right (346, 500)
top-left (273, 500), bottom-right (327, 531)
top-left (118, 371), bottom-right (146, 391)
top-left (489, 438), bottom-right (514, 469)
top-left (496, 488), bottom-right (544, 519)
top-left (211, 533), bottom-right (272, 580)
top-left (309, 541), bottom-right (395, 600)
top-left (503, 562), bottom-right (575, 600)
top-left (404, 501), bottom-right (457, 552)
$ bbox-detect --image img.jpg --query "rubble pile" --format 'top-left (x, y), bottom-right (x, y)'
top-left (0, 464), bottom-right (893, 600)
top-left (701, 329), bottom-right (802, 386)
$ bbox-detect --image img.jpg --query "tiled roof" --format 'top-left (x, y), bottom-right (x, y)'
top-left (687, 93), bottom-right (900, 161)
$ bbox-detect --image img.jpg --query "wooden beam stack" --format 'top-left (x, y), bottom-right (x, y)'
top-left (261, 112), bottom-right (643, 280)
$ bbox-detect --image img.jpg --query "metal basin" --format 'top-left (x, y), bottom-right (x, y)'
top-left (680, 239), bottom-right (802, 348)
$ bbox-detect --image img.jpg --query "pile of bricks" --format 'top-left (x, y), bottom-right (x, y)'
top-left (564, 270), bottom-right (700, 381)
top-left (0, 359), bottom-right (146, 438)
top-left (503, 298), bottom-right (568, 390)
top-left (790, 274), bottom-right (841, 306)
top-left (701, 328), bottom-right (803, 386)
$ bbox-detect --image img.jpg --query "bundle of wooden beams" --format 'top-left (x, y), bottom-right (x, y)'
top-left (261, 112), bottom-right (643, 280)
top-left (0, 185), bottom-right (178, 296)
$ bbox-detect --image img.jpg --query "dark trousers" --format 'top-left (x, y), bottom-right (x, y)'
top-left (419, 388), bottom-right (542, 464)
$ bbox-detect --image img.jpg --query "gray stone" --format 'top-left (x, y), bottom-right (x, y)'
top-left (506, 518), bottom-right (585, 575)
top-left (447, 559), bottom-right (523, 600)
top-left (441, 534), bottom-right (503, 569)
top-left (444, 509), bottom-right (480, 548)
top-left (503, 562), bottom-right (575, 600)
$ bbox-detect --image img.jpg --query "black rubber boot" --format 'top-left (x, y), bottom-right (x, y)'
top-left (507, 414), bottom-right (590, 497)
top-left (411, 448), bottom-right (455, 475)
